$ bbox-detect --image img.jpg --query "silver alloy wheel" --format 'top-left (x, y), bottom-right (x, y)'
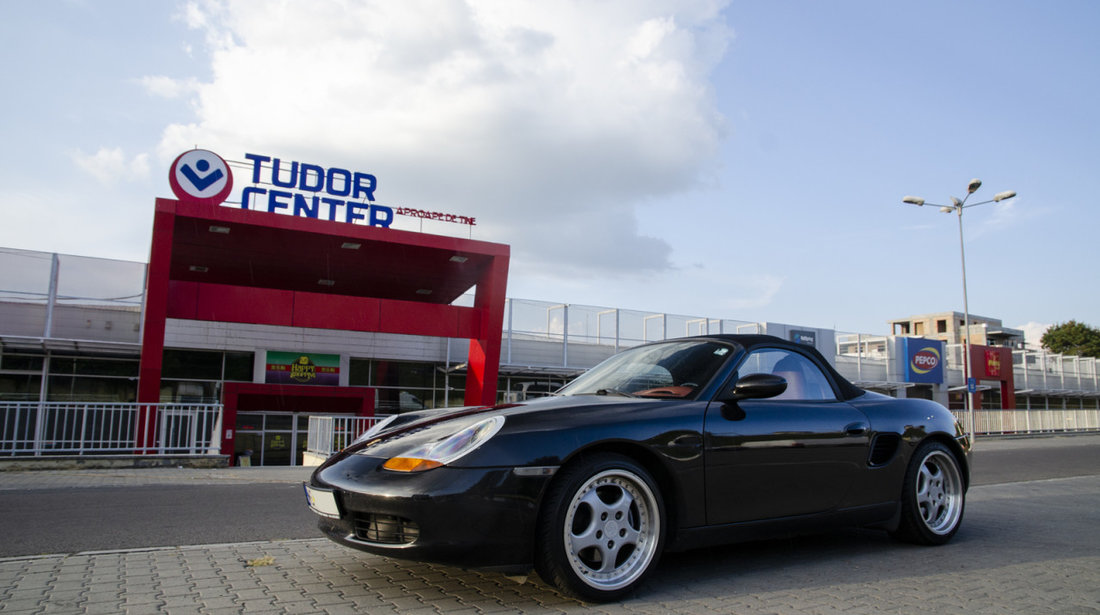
top-left (563, 468), bottom-right (661, 592)
top-left (915, 449), bottom-right (964, 535)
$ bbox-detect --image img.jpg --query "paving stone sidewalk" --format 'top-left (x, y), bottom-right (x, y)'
top-left (1, 474), bottom-right (1098, 615)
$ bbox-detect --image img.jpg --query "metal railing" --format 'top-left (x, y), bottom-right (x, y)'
top-left (0, 402), bottom-right (223, 456)
top-left (951, 408), bottom-right (1100, 436)
top-left (306, 415), bottom-right (391, 458)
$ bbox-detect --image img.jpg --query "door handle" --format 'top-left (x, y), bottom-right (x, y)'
top-left (844, 422), bottom-right (869, 436)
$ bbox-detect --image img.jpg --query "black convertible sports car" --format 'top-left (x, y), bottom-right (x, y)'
top-left (305, 334), bottom-right (970, 601)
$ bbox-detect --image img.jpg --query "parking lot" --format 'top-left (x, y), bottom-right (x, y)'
top-left (1, 437), bottom-right (1098, 614)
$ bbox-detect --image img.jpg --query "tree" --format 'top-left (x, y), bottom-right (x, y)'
top-left (1040, 321), bottom-right (1100, 358)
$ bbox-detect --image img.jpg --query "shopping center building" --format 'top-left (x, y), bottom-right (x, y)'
top-left (2, 151), bottom-right (1097, 465)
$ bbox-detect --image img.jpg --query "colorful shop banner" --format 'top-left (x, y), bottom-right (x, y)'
top-left (265, 352), bottom-right (340, 386)
top-left (984, 349), bottom-right (1002, 378)
top-left (972, 345), bottom-right (1012, 380)
top-left (903, 338), bottom-right (945, 384)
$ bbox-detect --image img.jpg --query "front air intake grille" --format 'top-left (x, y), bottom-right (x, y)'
top-left (352, 513), bottom-right (420, 545)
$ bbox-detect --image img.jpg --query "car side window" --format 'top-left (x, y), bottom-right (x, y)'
top-left (739, 349), bottom-right (837, 401)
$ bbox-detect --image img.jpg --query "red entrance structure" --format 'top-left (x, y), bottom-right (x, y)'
top-left (136, 198), bottom-right (509, 457)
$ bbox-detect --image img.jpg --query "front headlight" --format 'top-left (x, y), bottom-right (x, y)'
top-left (382, 415), bottom-right (505, 473)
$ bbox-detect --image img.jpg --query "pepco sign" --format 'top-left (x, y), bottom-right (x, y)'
top-left (904, 338), bottom-right (946, 384)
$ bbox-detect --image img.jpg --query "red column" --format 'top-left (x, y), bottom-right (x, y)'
top-left (135, 199), bottom-right (177, 450)
top-left (464, 253), bottom-right (509, 407)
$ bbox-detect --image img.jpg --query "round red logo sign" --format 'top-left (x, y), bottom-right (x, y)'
top-left (169, 150), bottom-right (234, 206)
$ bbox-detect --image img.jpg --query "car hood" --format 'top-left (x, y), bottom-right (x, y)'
top-left (323, 394), bottom-right (664, 464)
top-left (371, 394), bottom-right (644, 436)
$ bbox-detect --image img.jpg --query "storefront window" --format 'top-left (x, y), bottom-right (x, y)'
top-left (376, 388), bottom-right (430, 412)
top-left (1, 353), bottom-right (45, 371)
top-left (162, 350), bottom-right (223, 380)
top-left (907, 385), bottom-right (934, 401)
top-left (947, 391), bottom-right (964, 410)
top-left (49, 356), bottom-right (138, 377)
top-left (0, 374), bottom-right (42, 401)
top-left (348, 359), bottom-right (370, 386)
top-left (47, 376), bottom-right (137, 403)
top-left (435, 389), bottom-right (466, 409)
top-left (265, 414), bottom-right (293, 430)
top-left (158, 380), bottom-right (219, 403)
top-left (981, 389), bottom-right (1002, 410)
top-left (371, 360), bottom-right (435, 388)
top-left (224, 352), bottom-right (254, 381)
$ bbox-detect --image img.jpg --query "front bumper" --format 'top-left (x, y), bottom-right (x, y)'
top-left (308, 453), bottom-right (554, 572)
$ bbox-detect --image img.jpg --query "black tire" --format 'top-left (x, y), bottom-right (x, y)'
top-left (535, 453), bottom-right (665, 602)
top-left (891, 441), bottom-right (966, 545)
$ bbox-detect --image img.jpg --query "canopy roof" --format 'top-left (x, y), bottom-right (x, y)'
top-left (165, 200), bottom-right (507, 305)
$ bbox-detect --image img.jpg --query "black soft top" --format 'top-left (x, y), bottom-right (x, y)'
top-left (685, 334), bottom-right (866, 401)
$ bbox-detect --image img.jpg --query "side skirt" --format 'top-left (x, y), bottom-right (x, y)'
top-left (666, 502), bottom-right (899, 552)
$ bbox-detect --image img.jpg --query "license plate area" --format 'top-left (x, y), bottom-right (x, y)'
top-left (304, 484), bottom-right (341, 518)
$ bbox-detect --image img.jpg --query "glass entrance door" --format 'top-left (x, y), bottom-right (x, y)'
top-left (234, 411), bottom-right (306, 466)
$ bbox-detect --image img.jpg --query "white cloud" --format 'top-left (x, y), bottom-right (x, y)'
top-left (140, 75), bottom-right (201, 99)
top-left (71, 148), bottom-right (151, 186)
top-left (159, 0), bottom-right (732, 277)
top-left (1016, 321), bottom-right (1050, 349)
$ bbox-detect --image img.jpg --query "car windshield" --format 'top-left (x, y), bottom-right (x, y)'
top-left (557, 339), bottom-right (736, 399)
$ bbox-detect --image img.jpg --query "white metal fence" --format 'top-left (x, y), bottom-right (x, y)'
top-left (952, 408), bottom-right (1100, 436)
top-left (0, 402), bottom-right (223, 456)
top-left (306, 415), bottom-right (391, 458)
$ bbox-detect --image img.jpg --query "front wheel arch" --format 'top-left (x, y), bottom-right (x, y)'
top-left (542, 443), bottom-right (682, 539)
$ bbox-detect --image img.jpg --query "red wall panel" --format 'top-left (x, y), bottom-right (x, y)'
top-left (196, 284), bottom-right (295, 326)
top-left (291, 292), bottom-right (381, 331)
top-left (166, 281), bottom-right (200, 319)
top-left (380, 300), bottom-right (464, 338)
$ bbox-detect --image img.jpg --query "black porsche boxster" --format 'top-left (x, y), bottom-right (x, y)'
top-left (305, 334), bottom-right (970, 601)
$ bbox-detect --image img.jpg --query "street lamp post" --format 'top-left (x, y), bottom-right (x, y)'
top-left (901, 179), bottom-right (1017, 439)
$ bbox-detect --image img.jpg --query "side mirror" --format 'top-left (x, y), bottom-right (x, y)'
top-left (719, 373), bottom-right (787, 402)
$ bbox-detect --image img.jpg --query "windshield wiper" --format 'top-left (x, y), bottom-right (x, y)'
top-left (595, 388), bottom-right (638, 398)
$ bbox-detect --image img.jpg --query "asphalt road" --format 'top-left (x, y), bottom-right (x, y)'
top-left (0, 435), bottom-right (1096, 559)
top-left (0, 483), bottom-right (317, 557)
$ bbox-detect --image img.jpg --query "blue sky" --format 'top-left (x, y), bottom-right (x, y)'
top-left (1, 1), bottom-right (1097, 343)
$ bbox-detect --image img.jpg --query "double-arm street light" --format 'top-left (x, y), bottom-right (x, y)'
top-left (901, 179), bottom-right (1017, 438)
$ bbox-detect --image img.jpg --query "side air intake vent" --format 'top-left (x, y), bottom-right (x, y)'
top-left (868, 434), bottom-right (900, 467)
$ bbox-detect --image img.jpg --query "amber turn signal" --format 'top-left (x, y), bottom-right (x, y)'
top-left (382, 457), bottom-right (444, 472)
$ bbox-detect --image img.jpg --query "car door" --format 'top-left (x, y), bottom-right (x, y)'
top-left (703, 347), bottom-right (872, 524)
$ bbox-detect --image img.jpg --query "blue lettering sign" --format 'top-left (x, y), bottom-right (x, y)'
top-left (322, 197), bottom-right (343, 222)
top-left (240, 153), bottom-right (392, 228)
top-left (241, 186), bottom-right (265, 209)
top-left (298, 164), bottom-right (325, 192)
top-left (345, 203), bottom-right (367, 224)
top-left (370, 205), bottom-right (394, 227)
top-left (353, 172), bottom-right (377, 201)
top-left (271, 159), bottom-right (298, 188)
top-left (326, 168), bottom-right (351, 196)
top-left (268, 190), bottom-right (293, 213)
top-left (293, 194), bottom-right (320, 219)
top-left (244, 153), bottom-right (270, 183)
